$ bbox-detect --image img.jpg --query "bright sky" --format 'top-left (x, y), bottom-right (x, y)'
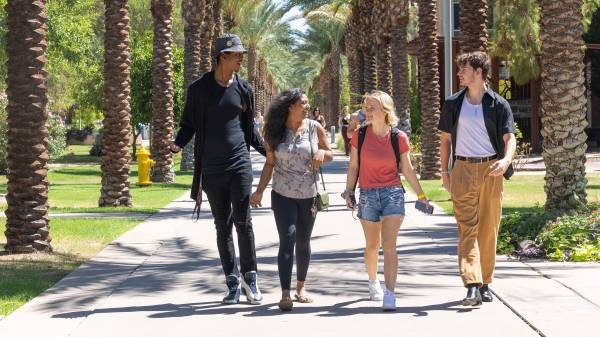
top-left (275, 0), bottom-right (308, 33)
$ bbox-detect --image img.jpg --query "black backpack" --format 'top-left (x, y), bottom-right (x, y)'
top-left (352, 126), bottom-right (402, 191)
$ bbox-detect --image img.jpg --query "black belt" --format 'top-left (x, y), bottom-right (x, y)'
top-left (455, 155), bottom-right (498, 163)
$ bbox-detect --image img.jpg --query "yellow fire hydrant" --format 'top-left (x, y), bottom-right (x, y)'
top-left (136, 146), bottom-right (156, 186)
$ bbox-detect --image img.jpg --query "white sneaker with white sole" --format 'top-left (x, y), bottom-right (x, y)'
top-left (369, 280), bottom-right (384, 301)
top-left (382, 289), bottom-right (396, 311)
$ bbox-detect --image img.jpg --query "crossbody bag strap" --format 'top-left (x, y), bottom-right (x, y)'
top-left (352, 126), bottom-right (367, 192)
top-left (308, 120), bottom-right (320, 192)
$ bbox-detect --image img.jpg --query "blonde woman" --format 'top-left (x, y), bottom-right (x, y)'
top-left (342, 91), bottom-right (431, 311)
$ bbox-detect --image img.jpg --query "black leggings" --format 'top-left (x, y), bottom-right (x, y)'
top-left (271, 190), bottom-right (316, 291)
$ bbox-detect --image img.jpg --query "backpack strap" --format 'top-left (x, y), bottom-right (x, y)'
top-left (352, 126), bottom-right (368, 192)
top-left (390, 127), bottom-right (401, 173)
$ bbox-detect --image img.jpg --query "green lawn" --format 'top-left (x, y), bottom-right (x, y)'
top-left (0, 218), bottom-right (141, 316)
top-left (406, 173), bottom-right (600, 216)
top-left (0, 146), bottom-right (196, 316)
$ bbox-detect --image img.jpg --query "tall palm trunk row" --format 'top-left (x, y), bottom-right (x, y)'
top-left (99, 0), bottom-right (133, 207)
top-left (4, 0), bottom-right (52, 253)
top-left (150, 0), bottom-right (176, 183)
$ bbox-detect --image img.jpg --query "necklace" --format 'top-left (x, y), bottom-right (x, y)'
top-left (466, 97), bottom-right (481, 115)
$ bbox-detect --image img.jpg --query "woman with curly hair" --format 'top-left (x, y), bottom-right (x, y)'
top-left (250, 88), bottom-right (333, 311)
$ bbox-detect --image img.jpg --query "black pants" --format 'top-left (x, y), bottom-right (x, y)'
top-left (202, 165), bottom-right (256, 277)
top-left (271, 190), bottom-right (316, 291)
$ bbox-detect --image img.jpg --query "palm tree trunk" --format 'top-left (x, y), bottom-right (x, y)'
top-left (180, 0), bottom-right (204, 172)
top-left (348, 55), bottom-right (359, 107)
top-left (150, 0), bottom-right (176, 183)
top-left (199, 2), bottom-right (214, 75)
top-left (364, 46), bottom-right (377, 93)
top-left (356, 50), bottom-right (365, 97)
top-left (391, 0), bottom-right (411, 138)
top-left (417, 0), bottom-right (441, 180)
top-left (374, 0), bottom-right (392, 94)
top-left (459, 0), bottom-right (489, 54)
top-left (360, 0), bottom-right (377, 93)
top-left (211, 0), bottom-right (222, 70)
top-left (539, 0), bottom-right (588, 209)
top-left (99, 0), bottom-right (133, 207)
top-left (331, 43), bottom-right (341, 128)
top-left (4, 0), bottom-right (52, 253)
top-left (376, 42), bottom-right (392, 94)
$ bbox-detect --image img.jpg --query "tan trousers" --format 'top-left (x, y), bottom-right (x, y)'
top-left (450, 159), bottom-right (503, 287)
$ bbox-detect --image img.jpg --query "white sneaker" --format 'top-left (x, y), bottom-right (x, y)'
top-left (369, 280), bottom-right (384, 301)
top-left (382, 289), bottom-right (396, 311)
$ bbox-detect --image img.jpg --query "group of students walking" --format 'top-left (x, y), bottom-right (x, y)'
top-left (165, 34), bottom-right (517, 312)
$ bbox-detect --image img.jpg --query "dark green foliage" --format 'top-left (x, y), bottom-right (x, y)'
top-left (129, 31), bottom-right (185, 146)
top-left (409, 86), bottom-right (421, 135)
top-left (498, 205), bottom-right (600, 261)
top-left (489, 0), bottom-right (541, 85)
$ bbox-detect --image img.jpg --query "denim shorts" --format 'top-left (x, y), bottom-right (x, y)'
top-left (357, 185), bottom-right (406, 222)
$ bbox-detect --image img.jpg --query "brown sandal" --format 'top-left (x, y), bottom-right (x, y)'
top-left (279, 297), bottom-right (293, 311)
top-left (294, 293), bottom-right (314, 303)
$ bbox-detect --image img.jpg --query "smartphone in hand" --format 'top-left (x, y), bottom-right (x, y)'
top-left (415, 200), bottom-right (434, 214)
top-left (348, 195), bottom-right (357, 209)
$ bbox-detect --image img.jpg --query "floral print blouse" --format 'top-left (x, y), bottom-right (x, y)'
top-left (273, 119), bottom-right (319, 199)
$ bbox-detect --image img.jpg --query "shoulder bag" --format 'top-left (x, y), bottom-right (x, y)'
top-left (308, 120), bottom-right (329, 212)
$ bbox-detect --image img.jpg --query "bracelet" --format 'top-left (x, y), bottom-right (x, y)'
top-left (417, 193), bottom-right (426, 199)
top-left (341, 190), bottom-right (355, 199)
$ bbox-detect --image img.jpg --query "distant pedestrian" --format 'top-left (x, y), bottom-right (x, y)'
top-left (311, 107), bottom-right (326, 128)
top-left (255, 111), bottom-right (264, 137)
top-left (250, 88), bottom-right (333, 311)
top-left (163, 34), bottom-right (266, 305)
top-left (339, 106), bottom-right (351, 156)
top-left (346, 95), bottom-right (368, 141)
top-left (342, 91), bottom-right (431, 311)
top-left (438, 51), bottom-right (516, 306)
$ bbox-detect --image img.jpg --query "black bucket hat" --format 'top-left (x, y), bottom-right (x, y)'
top-left (214, 34), bottom-right (247, 59)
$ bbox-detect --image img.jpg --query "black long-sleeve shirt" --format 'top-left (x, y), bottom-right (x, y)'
top-left (174, 71), bottom-right (266, 199)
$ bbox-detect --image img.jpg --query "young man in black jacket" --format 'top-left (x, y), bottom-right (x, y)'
top-left (165, 34), bottom-right (266, 305)
top-left (438, 52), bottom-right (516, 307)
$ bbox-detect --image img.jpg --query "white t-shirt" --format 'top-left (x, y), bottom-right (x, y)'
top-left (255, 116), bottom-right (263, 125)
top-left (455, 99), bottom-right (496, 157)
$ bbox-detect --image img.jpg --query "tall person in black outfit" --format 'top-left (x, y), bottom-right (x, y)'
top-left (163, 34), bottom-right (266, 305)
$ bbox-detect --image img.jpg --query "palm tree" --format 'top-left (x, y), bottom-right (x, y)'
top-left (222, 0), bottom-right (261, 33)
top-left (150, 0), bottom-right (176, 183)
top-left (304, 5), bottom-right (348, 128)
top-left (417, 0), bottom-right (441, 180)
top-left (211, 0), bottom-right (223, 70)
top-left (459, 0), bottom-right (489, 54)
top-left (345, 5), bottom-right (362, 106)
top-left (360, 0), bottom-right (377, 93)
top-left (180, 0), bottom-right (205, 171)
top-left (3, 0), bottom-right (52, 253)
top-left (373, 0), bottom-right (392, 94)
top-left (99, 0), bottom-right (134, 207)
top-left (199, 0), bottom-right (214, 74)
top-left (539, 0), bottom-right (589, 209)
top-left (390, 0), bottom-right (411, 138)
top-left (238, 0), bottom-right (289, 98)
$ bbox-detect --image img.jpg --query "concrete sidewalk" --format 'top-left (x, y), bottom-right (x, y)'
top-left (1, 151), bottom-right (599, 337)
